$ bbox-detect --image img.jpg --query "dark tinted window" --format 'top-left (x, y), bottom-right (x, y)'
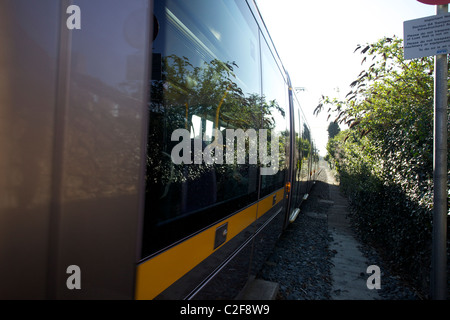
top-left (143, 0), bottom-right (264, 258)
top-left (259, 36), bottom-right (289, 197)
top-left (291, 102), bottom-right (303, 209)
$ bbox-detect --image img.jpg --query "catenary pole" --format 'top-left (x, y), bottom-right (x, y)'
top-left (431, 3), bottom-right (448, 301)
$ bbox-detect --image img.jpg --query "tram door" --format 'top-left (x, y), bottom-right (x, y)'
top-left (287, 104), bottom-right (303, 224)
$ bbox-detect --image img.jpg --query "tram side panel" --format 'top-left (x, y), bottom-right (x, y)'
top-left (0, 0), bottom-right (312, 300)
top-left (285, 94), bottom-right (300, 222)
top-left (287, 93), bottom-right (315, 219)
top-left (248, 29), bottom-right (291, 277)
top-left (0, 0), bottom-right (61, 299)
top-left (52, 0), bottom-right (150, 299)
top-left (0, 1), bottom-right (152, 299)
top-left (136, 0), bottom-right (294, 299)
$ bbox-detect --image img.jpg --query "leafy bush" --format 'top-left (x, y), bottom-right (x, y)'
top-left (318, 36), bottom-right (450, 296)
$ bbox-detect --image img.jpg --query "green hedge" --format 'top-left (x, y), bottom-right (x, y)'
top-left (319, 37), bottom-right (449, 296)
top-left (327, 130), bottom-right (435, 295)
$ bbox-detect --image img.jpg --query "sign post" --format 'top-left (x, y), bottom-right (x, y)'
top-left (406, 0), bottom-right (448, 300)
top-left (405, 1), bottom-right (449, 300)
top-left (431, 3), bottom-right (449, 301)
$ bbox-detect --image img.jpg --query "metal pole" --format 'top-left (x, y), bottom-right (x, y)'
top-left (431, 3), bottom-right (448, 301)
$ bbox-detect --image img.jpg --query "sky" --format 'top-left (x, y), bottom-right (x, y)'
top-left (256, 0), bottom-right (440, 156)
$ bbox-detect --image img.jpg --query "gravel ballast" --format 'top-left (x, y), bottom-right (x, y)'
top-left (255, 161), bottom-right (420, 300)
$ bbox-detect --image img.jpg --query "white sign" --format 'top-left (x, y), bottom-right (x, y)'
top-left (403, 12), bottom-right (450, 60)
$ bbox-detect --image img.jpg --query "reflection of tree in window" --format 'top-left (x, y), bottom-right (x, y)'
top-left (142, 0), bottom-right (280, 257)
top-left (147, 54), bottom-right (283, 184)
top-left (146, 54), bottom-right (284, 231)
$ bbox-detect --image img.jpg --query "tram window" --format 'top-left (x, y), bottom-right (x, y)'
top-left (142, 0), bottom-right (262, 258)
top-left (301, 122), bottom-right (311, 174)
top-left (259, 37), bottom-right (289, 198)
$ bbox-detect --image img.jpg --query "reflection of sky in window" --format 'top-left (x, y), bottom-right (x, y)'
top-left (190, 115), bottom-right (201, 139)
top-left (190, 115), bottom-right (214, 141)
top-left (164, 0), bottom-right (260, 97)
top-left (261, 39), bottom-right (287, 133)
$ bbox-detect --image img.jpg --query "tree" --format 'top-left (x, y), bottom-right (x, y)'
top-left (315, 36), bottom-right (441, 192)
top-left (314, 36), bottom-right (450, 296)
top-left (327, 121), bottom-right (340, 140)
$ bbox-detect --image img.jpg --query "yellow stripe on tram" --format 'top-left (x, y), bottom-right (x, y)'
top-left (135, 187), bottom-right (284, 300)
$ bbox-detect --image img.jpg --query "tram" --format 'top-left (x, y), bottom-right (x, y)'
top-left (0, 0), bottom-right (318, 299)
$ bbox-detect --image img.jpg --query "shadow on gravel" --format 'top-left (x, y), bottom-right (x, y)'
top-left (256, 180), bottom-right (334, 300)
